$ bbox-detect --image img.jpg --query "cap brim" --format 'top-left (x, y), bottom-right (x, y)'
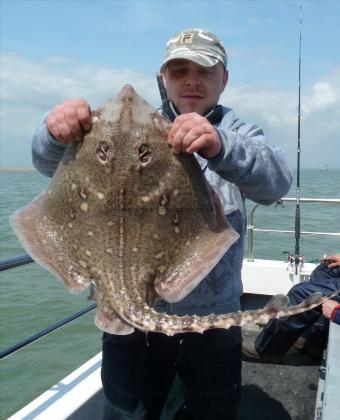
top-left (160, 51), bottom-right (219, 71)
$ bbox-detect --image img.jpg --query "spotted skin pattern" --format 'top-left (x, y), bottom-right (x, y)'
top-left (10, 85), bottom-right (340, 335)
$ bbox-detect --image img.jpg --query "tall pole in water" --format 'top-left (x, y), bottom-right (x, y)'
top-left (294, 6), bottom-right (302, 276)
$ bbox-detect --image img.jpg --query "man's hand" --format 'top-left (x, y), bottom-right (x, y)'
top-left (321, 254), bottom-right (340, 269)
top-left (167, 113), bottom-right (222, 159)
top-left (46, 99), bottom-right (92, 144)
top-left (322, 299), bottom-right (339, 319)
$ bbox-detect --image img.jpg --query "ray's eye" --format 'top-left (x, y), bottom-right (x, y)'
top-left (97, 142), bottom-right (109, 162)
top-left (139, 143), bottom-right (152, 165)
top-left (139, 143), bottom-right (147, 155)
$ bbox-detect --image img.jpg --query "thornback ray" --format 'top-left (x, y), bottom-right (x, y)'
top-left (10, 84), bottom-right (238, 334)
top-left (10, 84), bottom-right (339, 335)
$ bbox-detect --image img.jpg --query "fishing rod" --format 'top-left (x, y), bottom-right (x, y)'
top-left (293, 5), bottom-right (303, 279)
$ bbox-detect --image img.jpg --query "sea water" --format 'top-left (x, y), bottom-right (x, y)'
top-left (0, 169), bottom-right (339, 418)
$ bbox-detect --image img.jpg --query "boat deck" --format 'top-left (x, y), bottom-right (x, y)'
top-left (7, 328), bottom-right (323, 420)
top-left (5, 289), bottom-right (339, 420)
top-left (239, 328), bottom-right (321, 420)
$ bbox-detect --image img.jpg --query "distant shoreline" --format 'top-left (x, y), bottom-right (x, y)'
top-left (0, 168), bottom-right (37, 172)
top-left (0, 167), bottom-right (338, 173)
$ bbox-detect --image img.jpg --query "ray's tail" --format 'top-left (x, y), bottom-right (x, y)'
top-left (115, 289), bottom-right (340, 336)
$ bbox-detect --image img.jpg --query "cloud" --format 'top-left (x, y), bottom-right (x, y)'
top-left (303, 81), bottom-right (337, 112)
top-left (222, 69), bottom-right (340, 169)
top-left (1, 52), bottom-right (339, 169)
top-left (0, 52), bottom-right (158, 167)
top-left (1, 52), bottom-right (159, 109)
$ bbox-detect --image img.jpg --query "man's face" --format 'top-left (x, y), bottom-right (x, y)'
top-left (162, 59), bottom-right (228, 115)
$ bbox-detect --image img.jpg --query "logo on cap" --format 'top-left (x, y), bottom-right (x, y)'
top-left (181, 33), bottom-right (194, 44)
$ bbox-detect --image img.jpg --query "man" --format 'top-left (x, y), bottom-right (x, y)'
top-left (242, 254), bottom-right (340, 363)
top-left (32, 29), bottom-right (292, 419)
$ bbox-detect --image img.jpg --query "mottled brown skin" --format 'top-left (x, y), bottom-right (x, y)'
top-left (11, 85), bottom-right (340, 335)
top-left (11, 85), bottom-right (238, 334)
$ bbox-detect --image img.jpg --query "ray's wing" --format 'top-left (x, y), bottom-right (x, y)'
top-left (11, 191), bottom-right (91, 293)
top-left (128, 151), bottom-right (239, 304)
top-left (153, 186), bottom-right (238, 303)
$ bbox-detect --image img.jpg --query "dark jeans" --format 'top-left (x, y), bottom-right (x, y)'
top-left (101, 327), bottom-right (242, 420)
top-left (255, 264), bottom-right (340, 357)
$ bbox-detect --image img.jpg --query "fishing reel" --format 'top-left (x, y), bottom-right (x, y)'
top-left (283, 252), bottom-right (305, 266)
top-left (284, 252), bottom-right (305, 284)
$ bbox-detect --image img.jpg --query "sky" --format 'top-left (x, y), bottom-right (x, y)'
top-left (1, 0), bottom-right (340, 169)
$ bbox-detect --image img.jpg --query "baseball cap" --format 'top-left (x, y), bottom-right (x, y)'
top-left (160, 28), bottom-right (227, 71)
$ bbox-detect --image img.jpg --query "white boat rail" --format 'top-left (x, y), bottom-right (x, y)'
top-left (246, 197), bottom-right (340, 261)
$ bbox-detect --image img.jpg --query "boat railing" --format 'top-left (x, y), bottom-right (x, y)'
top-left (246, 197), bottom-right (340, 261)
top-left (0, 255), bottom-right (96, 360)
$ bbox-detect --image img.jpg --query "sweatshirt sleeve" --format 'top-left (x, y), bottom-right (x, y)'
top-left (207, 118), bottom-right (293, 205)
top-left (32, 117), bottom-right (67, 178)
